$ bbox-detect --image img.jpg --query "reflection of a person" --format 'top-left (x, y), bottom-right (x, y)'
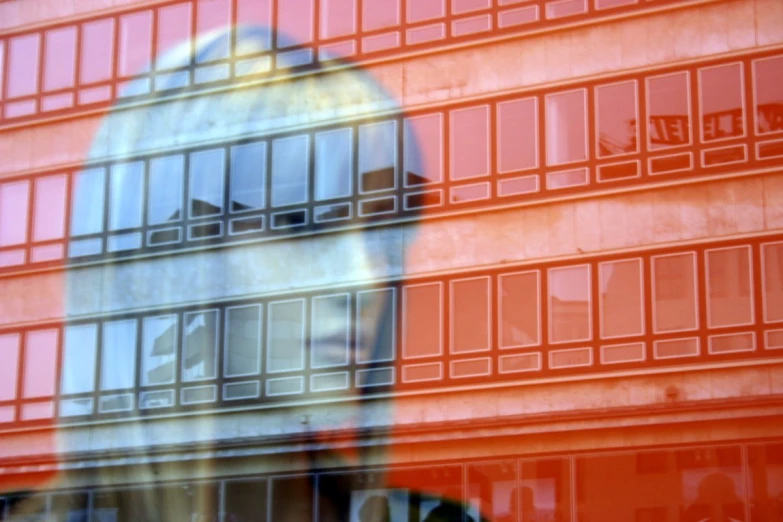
top-left (423, 492), bottom-right (477, 522)
top-left (503, 487), bottom-right (537, 522)
top-left (681, 473), bottom-right (744, 522)
top-left (359, 495), bottom-right (392, 522)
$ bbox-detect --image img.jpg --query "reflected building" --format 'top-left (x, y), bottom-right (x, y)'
top-left (1, 0), bottom-right (783, 521)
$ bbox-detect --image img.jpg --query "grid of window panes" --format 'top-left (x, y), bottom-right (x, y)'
top-left (0, 0), bottom-right (684, 124)
top-left (5, 442), bottom-right (783, 522)
top-left (1, 51), bottom-right (781, 272)
top-left (0, 234), bottom-right (780, 425)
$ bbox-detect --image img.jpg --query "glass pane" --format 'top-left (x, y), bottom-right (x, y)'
top-left (0, 180), bottom-right (30, 246)
top-left (519, 458), bottom-right (571, 522)
top-left (51, 492), bottom-right (89, 522)
top-left (81, 19), bottom-right (115, 84)
top-left (546, 89), bottom-right (587, 165)
top-left (0, 41), bottom-right (4, 100)
top-left (119, 11), bottom-right (153, 76)
top-left (499, 271), bottom-right (540, 348)
top-left (706, 246), bottom-right (753, 327)
top-left (548, 265), bottom-right (591, 343)
top-left (357, 288), bottom-right (395, 363)
top-left (653, 252), bottom-right (698, 332)
top-left (647, 72), bottom-right (691, 149)
top-left (271, 477), bottom-right (314, 522)
top-left (230, 141), bottom-right (267, 213)
top-left (749, 443), bottom-right (783, 522)
top-left (32, 175), bottom-right (67, 242)
top-left (753, 55), bottom-right (783, 134)
top-left (267, 300), bottom-right (305, 373)
top-left (451, 105), bottom-right (490, 180)
top-left (109, 161), bottom-right (145, 230)
top-left (225, 305), bottom-right (262, 377)
top-left (224, 479), bottom-right (268, 522)
top-left (315, 128), bottom-right (352, 201)
top-left (70, 168), bottom-right (105, 236)
top-left (451, 277), bottom-right (490, 353)
top-left (271, 135), bottom-right (309, 207)
top-left (497, 98), bottom-right (538, 172)
top-left (466, 461), bottom-right (517, 522)
top-left (23, 329), bottom-right (59, 398)
top-left (61, 324), bottom-right (97, 395)
top-left (142, 315), bottom-right (178, 386)
top-left (277, 0), bottom-right (314, 47)
top-left (235, 0), bottom-right (272, 53)
top-left (7, 34), bottom-right (40, 98)
top-left (404, 113), bottom-right (443, 185)
top-left (408, 0), bottom-right (445, 22)
top-left (362, 0), bottom-right (400, 30)
top-left (321, 0), bottom-right (357, 39)
top-left (359, 121), bottom-right (397, 192)
top-left (196, 0), bottom-right (231, 62)
top-left (101, 319), bottom-right (137, 390)
top-left (403, 283), bottom-right (442, 358)
top-left (148, 154), bottom-right (184, 225)
top-left (0, 334), bottom-right (20, 401)
top-left (183, 310), bottom-right (218, 381)
top-left (700, 63), bottom-right (744, 141)
top-left (576, 447), bottom-right (743, 522)
top-left (311, 293), bottom-right (350, 368)
top-left (388, 465), bottom-right (464, 521)
top-left (189, 148), bottom-right (226, 217)
top-left (596, 81), bottom-right (638, 157)
top-left (156, 3), bottom-right (193, 69)
top-left (43, 26), bottom-right (77, 91)
top-left (600, 259), bottom-right (644, 338)
top-left (762, 242), bottom-right (783, 322)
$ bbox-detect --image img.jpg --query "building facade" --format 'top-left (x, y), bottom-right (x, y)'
top-left (0, 0), bottom-right (782, 520)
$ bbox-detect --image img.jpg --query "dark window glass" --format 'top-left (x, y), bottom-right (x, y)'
top-left (271, 476), bottom-right (315, 522)
top-left (225, 479), bottom-right (268, 522)
top-left (50, 492), bottom-right (89, 522)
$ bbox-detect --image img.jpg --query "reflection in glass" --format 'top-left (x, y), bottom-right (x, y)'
top-left (230, 141), bottom-right (267, 213)
top-left (362, 0), bottom-right (400, 31)
top-left (596, 81), bottom-right (638, 156)
top-left (404, 114), bottom-right (443, 186)
top-left (499, 271), bottom-right (540, 348)
top-left (497, 98), bottom-right (537, 172)
top-left (70, 168), bottom-right (105, 237)
top-left (653, 252), bottom-right (698, 332)
top-left (50, 492), bottom-right (89, 522)
top-left (182, 310), bottom-right (218, 381)
top-left (271, 135), bottom-right (309, 207)
top-left (224, 479), bottom-right (268, 522)
top-left (156, 3), bottom-right (193, 70)
top-left (599, 259), bottom-right (644, 338)
top-left (0, 180), bottom-right (30, 246)
top-left (44, 27), bottom-right (77, 92)
top-left (7, 34), bottom-right (40, 98)
top-left (359, 121), bottom-right (397, 192)
top-left (189, 148), bottom-right (226, 217)
top-left (267, 300), bottom-right (305, 373)
top-left (311, 294), bottom-right (350, 368)
top-left (225, 305), bottom-right (262, 377)
top-left (235, 0), bottom-right (273, 53)
top-left (33, 175), bottom-right (67, 242)
top-left (762, 242), bottom-right (783, 323)
top-left (142, 315), bottom-right (178, 386)
top-left (196, 0), bottom-right (231, 62)
top-left (0, 334), bottom-right (20, 401)
top-left (109, 161), bottom-right (145, 230)
top-left (466, 461), bottom-right (517, 522)
top-left (316, 128), bottom-right (353, 201)
top-left (546, 90), bottom-right (587, 165)
top-left (706, 246), bottom-right (753, 327)
top-left (271, 476), bottom-right (314, 522)
top-left (101, 319), bottom-right (137, 390)
top-left (647, 72), bottom-right (691, 149)
top-left (148, 155), bottom-right (184, 225)
top-left (321, 0), bottom-right (358, 38)
top-left (748, 443), bottom-right (783, 522)
top-left (451, 277), bottom-right (490, 353)
top-left (277, 0), bottom-right (315, 47)
top-left (61, 324), bottom-right (98, 395)
top-left (119, 11), bottom-right (153, 76)
top-left (753, 56), bottom-right (783, 135)
top-left (357, 288), bottom-right (396, 363)
top-left (23, 330), bottom-right (58, 399)
top-left (451, 105), bottom-right (490, 180)
top-left (403, 283), bottom-right (442, 358)
top-left (548, 265), bottom-right (591, 343)
top-left (81, 19), bottom-right (115, 84)
top-left (699, 63), bottom-right (745, 141)
top-left (520, 458), bottom-right (570, 522)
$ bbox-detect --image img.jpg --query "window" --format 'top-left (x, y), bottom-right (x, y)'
top-left (596, 81), bottom-right (638, 157)
top-left (362, 0), bottom-right (400, 31)
top-left (142, 315), bottom-right (178, 386)
top-left (230, 141), bottom-right (267, 212)
top-left (225, 305), bottom-right (262, 377)
top-left (271, 135), bottom-right (309, 207)
top-left (762, 242), bottom-right (783, 323)
top-left (548, 265), bottom-right (591, 343)
top-left (23, 329), bottom-right (58, 399)
top-left (101, 319), bottom-right (137, 391)
top-left (315, 128), bottom-right (353, 200)
top-left (7, 34), bottom-right (40, 98)
top-left (546, 89), bottom-right (587, 165)
top-left (402, 283), bottom-right (443, 358)
top-left (43, 27), bottom-right (77, 92)
top-left (652, 252), bottom-right (698, 332)
top-left (156, 3), bottom-right (193, 69)
top-left (109, 161), bottom-right (145, 231)
top-left (70, 168), bottom-right (106, 237)
top-left (80, 19), bottom-right (115, 84)
top-left (599, 259), bottom-right (644, 338)
top-left (0, 41), bottom-right (4, 100)
top-left (182, 310), bottom-right (219, 382)
top-left (311, 293), bottom-right (350, 368)
top-left (148, 155), bottom-right (185, 225)
top-left (267, 300), bottom-right (305, 373)
top-left (0, 180), bottom-right (30, 246)
top-left (451, 277), bottom-right (491, 353)
top-left (408, 0), bottom-right (445, 22)
top-left (235, 0), bottom-right (272, 53)
top-left (189, 148), bottom-right (226, 218)
top-left (647, 72), bottom-right (691, 149)
top-left (453, 0), bottom-right (491, 14)
top-left (699, 63), bottom-right (745, 141)
top-left (404, 113), bottom-right (443, 186)
top-left (465, 461), bottom-right (517, 522)
top-left (706, 246), bottom-right (753, 327)
top-left (450, 105), bottom-right (490, 180)
top-left (357, 288), bottom-right (395, 362)
top-left (32, 175), bottom-right (67, 243)
top-left (753, 55), bottom-right (783, 134)
top-left (498, 271), bottom-right (540, 348)
top-left (497, 98), bottom-right (538, 172)
top-left (519, 458), bottom-right (571, 522)
top-left (119, 11), bottom-right (153, 76)
top-left (196, 0), bottom-right (232, 62)
top-left (61, 324), bottom-right (97, 395)
top-left (0, 334), bottom-right (20, 401)
top-left (225, 479), bottom-right (268, 522)
top-left (277, 0), bottom-right (314, 47)
top-left (320, 0), bottom-right (357, 39)
top-left (359, 121), bottom-right (397, 193)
